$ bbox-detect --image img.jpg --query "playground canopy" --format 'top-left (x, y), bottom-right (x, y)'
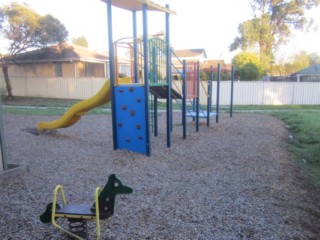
top-left (100, 0), bottom-right (176, 14)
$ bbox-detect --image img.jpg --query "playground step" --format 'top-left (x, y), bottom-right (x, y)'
top-left (150, 86), bottom-right (182, 99)
top-left (175, 99), bottom-right (212, 118)
top-left (185, 111), bottom-right (217, 118)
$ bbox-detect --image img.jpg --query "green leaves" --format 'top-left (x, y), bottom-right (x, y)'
top-left (72, 36), bottom-right (89, 48)
top-left (0, 2), bottom-right (68, 98)
top-left (0, 3), bottom-right (68, 55)
top-left (230, 0), bottom-right (319, 73)
top-left (39, 14), bottom-right (68, 45)
top-left (232, 52), bottom-right (265, 80)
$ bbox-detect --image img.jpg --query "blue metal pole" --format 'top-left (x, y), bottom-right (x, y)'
top-left (133, 10), bottom-right (139, 83)
top-left (216, 63), bottom-right (221, 123)
top-left (142, 3), bottom-right (151, 156)
top-left (230, 65), bottom-right (235, 118)
top-left (196, 62), bottom-right (200, 132)
top-left (182, 60), bottom-right (187, 139)
top-left (106, 0), bottom-right (117, 150)
top-left (207, 66), bottom-right (213, 127)
top-left (166, 4), bottom-right (172, 147)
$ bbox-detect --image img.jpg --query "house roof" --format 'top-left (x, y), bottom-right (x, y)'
top-left (203, 60), bottom-right (225, 68)
top-left (201, 60), bottom-right (233, 73)
top-left (174, 49), bottom-right (207, 59)
top-left (12, 43), bottom-right (109, 64)
top-left (292, 64), bottom-right (320, 76)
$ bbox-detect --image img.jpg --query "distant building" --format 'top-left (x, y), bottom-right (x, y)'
top-left (1, 43), bottom-right (130, 79)
top-left (291, 64), bottom-right (320, 82)
top-left (203, 60), bottom-right (232, 73)
top-left (270, 64), bottom-right (320, 82)
top-left (172, 48), bottom-right (207, 68)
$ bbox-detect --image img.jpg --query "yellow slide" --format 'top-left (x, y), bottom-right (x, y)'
top-left (36, 80), bottom-right (112, 131)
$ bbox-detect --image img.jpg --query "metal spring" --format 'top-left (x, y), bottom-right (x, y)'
top-left (68, 218), bottom-right (88, 239)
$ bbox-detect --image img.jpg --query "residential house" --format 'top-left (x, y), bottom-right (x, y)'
top-left (172, 48), bottom-right (207, 69)
top-left (203, 60), bottom-right (232, 73)
top-left (1, 43), bottom-right (130, 79)
top-left (270, 64), bottom-right (320, 82)
top-left (291, 64), bottom-right (320, 82)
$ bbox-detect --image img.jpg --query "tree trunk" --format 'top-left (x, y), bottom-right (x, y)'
top-left (2, 65), bottom-right (14, 100)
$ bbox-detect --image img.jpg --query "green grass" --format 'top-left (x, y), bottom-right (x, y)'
top-left (3, 106), bottom-right (110, 115)
top-left (2, 96), bottom-right (111, 115)
top-left (3, 96), bottom-right (80, 108)
top-left (233, 104), bottom-right (320, 111)
top-left (273, 111), bottom-right (320, 190)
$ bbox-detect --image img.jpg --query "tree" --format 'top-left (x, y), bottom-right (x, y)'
top-left (287, 51), bottom-right (311, 73)
top-left (201, 70), bottom-right (232, 81)
top-left (230, 0), bottom-right (319, 72)
top-left (232, 52), bottom-right (264, 80)
top-left (309, 52), bottom-right (320, 65)
top-left (72, 36), bottom-right (88, 48)
top-left (272, 51), bottom-right (320, 75)
top-left (0, 3), bottom-right (68, 99)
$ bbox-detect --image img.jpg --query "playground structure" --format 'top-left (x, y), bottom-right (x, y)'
top-left (35, 0), bottom-right (234, 157)
top-left (37, 0), bottom-right (233, 238)
top-left (40, 174), bottom-right (132, 240)
top-left (106, 0), bottom-right (234, 156)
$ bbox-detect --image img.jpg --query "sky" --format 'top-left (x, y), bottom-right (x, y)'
top-left (1, 0), bottom-right (320, 63)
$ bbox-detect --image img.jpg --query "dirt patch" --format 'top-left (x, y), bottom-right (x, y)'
top-left (0, 113), bottom-right (319, 239)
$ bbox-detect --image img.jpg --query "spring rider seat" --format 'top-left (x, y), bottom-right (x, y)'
top-left (40, 174), bottom-right (133, 239)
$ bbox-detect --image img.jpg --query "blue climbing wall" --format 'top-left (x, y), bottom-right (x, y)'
top-left (114, 85), bottom-right (148, 155)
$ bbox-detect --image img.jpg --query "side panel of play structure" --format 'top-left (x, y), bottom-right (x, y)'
top-left (114, 86), bottom-right (148, 154)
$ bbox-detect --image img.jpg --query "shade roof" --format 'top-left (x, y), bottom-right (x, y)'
top-left (100, 0), bottom-right (175, 14)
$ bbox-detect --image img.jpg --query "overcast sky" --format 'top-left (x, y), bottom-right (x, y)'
top-left (1, 0), bottom-right (320, 63)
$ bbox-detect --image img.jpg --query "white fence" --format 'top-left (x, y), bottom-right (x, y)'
top-left (0, 77), bottom-right (106, 100)
top-left (1, 77), bottom-right (320, 105)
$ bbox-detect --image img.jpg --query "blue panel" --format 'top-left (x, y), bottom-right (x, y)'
top-left (114, 86), bottom-right (147, 154)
